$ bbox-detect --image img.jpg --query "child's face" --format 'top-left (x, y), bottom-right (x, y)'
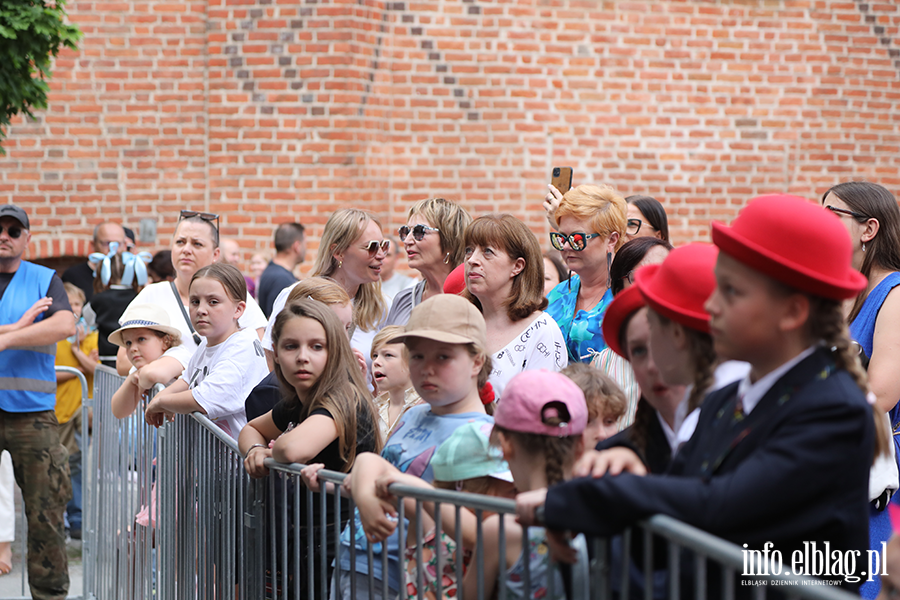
top-left (371, 342), bottom-right (409, 393)
top-left (67, 293), bottom-right (83, 319)
top-left (626, 308), bottom-right (686, 413)
top-left (274, 316), bottom-right (329, 397)
top-left (583, 413), bottom-right (619, 448)
top-left (121, 328), bottom-right (167, 369)
top-left (646, 308), bottom-right (693, 386)
top-left (406, 338), bottom-right (482, 413)
top-left (189, 277), bottom-right (245, 346)
top-left (705, 253), bottom-right (792, 366)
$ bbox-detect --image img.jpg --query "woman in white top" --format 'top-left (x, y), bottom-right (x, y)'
top-left (462, 214), bottom-right (567, 397)
top-left (116, 211), bottom-right (267, 373)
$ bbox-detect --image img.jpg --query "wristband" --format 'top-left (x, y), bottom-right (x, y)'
top-left (247, 443), bottom-right (268, 456)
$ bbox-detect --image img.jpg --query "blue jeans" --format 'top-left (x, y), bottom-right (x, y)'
top-left (66, 434), bottom-right (81, 532)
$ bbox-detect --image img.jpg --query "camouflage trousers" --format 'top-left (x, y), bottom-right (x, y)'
top-left (0, 409), bottom-right (71, 600)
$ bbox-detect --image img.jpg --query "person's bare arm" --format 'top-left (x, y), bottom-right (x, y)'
top-left (71, 344), bottom-right (98, 376)
top-left (867, 287), bottom-right (900, 414)
top-left (0, 310), bottom-right (76, 352)
top-left (111, 370), bottom-right (143, 419)
top-left (137, 356), bottom-right (185, 390)
top-left (240, 411), bottom-right (282, 478)
top-left (145, 379), bottom-right (203, 427)
top-left (116, 346), bottom-right (131, 376)
top-left (271, 415), bottom-right (338, 465)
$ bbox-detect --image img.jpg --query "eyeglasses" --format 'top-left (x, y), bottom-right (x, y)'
top-left (626, 218), bottom-right (643, 235)
top-left (179, 210), bottom-right (220, 232)
top-left (622, 270), bottom-right (636, 285)
top-left (549, 231), bottom-right (601, 252)
top-left (364, 240), bottom-right (390, 255)
top-left (825, 205), bottom-right (870, 222)
top-left (399, 224), bottom-right (440, 241)
top-left (0, 225), bottom-right (22, 239)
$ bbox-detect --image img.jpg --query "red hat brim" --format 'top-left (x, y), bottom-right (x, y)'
top-left (711, 221), bottom-right (867, 301)
top-left (601, 285), bottom-right (645, 359)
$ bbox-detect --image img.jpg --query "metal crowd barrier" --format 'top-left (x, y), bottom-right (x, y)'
top-left (78, 366), bottom-right (861, 600)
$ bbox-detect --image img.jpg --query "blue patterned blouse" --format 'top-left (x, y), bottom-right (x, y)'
top-left (545, 273), bottom-right (614, 363)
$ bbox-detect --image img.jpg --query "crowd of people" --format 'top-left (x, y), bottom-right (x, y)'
top-left (0, 179), bottom-right (899, 599)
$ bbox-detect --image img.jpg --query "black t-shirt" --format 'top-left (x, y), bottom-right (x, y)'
top-left (89, 287), bottom-right (138, 361)
top-left (62, 261), bottom-right (96, 302)
top-left (257, 261), bottom-right (297, 318)
top-left (0, 272), bottom-right (72, 318)
top-left (270, 395), bottom-right (378, 472)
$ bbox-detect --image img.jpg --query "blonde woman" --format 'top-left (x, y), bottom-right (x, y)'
top-left (385, 197), bottom-right (472, 326)
top-left (544, 184), bottom-right (627, 363)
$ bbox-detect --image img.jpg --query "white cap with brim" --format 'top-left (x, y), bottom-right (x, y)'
top-left (108, 303), bottom-right (182, 348)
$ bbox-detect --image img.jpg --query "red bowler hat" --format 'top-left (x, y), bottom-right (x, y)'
top-left (601, 285), bottom-right (645, 359)
top-left (633, 243), bottom-right (718, 334)
top-left (711, 194), bottom-right (866, 301)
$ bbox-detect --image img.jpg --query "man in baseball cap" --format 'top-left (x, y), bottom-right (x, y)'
top-left (0, 204), bottom-right (76, 598)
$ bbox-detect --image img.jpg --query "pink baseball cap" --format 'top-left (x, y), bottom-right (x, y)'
top-left (495, 370), bottom-right (587, 437)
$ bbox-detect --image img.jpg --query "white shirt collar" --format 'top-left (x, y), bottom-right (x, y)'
top-left (735, 346), bottom-right (817, 416)
top-left (657, 395), bottom-right (689, 454)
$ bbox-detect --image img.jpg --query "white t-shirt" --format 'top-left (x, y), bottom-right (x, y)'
top-left (490, 312), bottom-right (568, 399)
top-left (128, 281), bottom-right (267, 355)
top-left (179, 327), bottom-right (269, 439)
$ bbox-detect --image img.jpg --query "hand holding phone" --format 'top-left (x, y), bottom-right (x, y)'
top-left (545, 167), bottom-right (573, 227)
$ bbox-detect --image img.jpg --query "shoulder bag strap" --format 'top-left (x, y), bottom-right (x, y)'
top-left (170, 280), bottom-right (201, 345)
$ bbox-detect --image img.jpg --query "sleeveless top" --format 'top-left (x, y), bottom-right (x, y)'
top-left (849, 272), bottom-right (900, 462)
top-left (0, 261), bottom-right (57, 412)
top-left (506, 527), bottom-right (589, 600)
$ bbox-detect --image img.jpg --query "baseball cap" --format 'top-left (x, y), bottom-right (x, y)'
top-left (495, 370), bottom-right (587, 437)
top-left (108, 303), bottom-right (182, 348)
top-left (432, 422), bottom-right (513, 483)
top-left (387, 294), bottom-right (487, 348)
top-left (0, 205), bottom-right (29, 229)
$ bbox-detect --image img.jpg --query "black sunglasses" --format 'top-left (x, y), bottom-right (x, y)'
top-left (549, 231), bottom-right (600, 252)
top-left (364, 240), bottom-right (390, 255)
top-left (0, 225), bottom-right (23, 239)
top-left (825, 205), bottom-right (870, 222)
top-left (399, 224), bottom-right (440, 241)
top-left (179, 210), bottom-right (220, 232)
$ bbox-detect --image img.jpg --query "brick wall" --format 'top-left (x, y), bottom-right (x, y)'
top-left (2, 0), bottom-right (899, 271)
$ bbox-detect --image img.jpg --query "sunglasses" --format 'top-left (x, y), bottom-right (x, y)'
top-left (179, 210), bottom-right (220, 232)
top-left (399, 224), bottom-right (440, 241)
top-left (825, 205), bottom-right (870, 222)
top-left (549, 231), bottom-right (601, 252)
top-left (0, 225), bottom-right (23, 239)
top-left (364, 240), bottom-right (390, 255)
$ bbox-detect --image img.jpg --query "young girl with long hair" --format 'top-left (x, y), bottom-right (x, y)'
top-left (239, 299), bottom-right (382, 600)
top-left (145, 263), bottom-right (268, 439)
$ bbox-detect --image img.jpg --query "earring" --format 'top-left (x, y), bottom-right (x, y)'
top-left (338, 259), bottom-right (343, 268)
top-left (606, 251), bottom-right (613, 288)
top-left (443, 252), bottom-right (451, 265)
top-left (862, 241), bottom-right (867, 253)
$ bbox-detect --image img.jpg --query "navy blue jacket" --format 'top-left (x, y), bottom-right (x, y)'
top-left (545, 348), bottom-right (873, 591)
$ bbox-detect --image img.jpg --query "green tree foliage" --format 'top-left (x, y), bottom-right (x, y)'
top-left (0, 0), bottom-right (81, 154)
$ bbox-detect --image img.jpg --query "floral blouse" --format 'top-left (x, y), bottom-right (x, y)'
top-left (545, 273), bottom-right (614, 363)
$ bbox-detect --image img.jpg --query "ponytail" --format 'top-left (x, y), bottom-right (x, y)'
top-left (685, 329), bottom-right (716, 413)
top-left (493, 425), bottom-right (580, 487)
top-left (807, 295), bottom-right (892, 461)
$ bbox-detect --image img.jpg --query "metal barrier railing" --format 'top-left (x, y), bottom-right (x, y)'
top-left (77, 366), bottom-right (861, 600)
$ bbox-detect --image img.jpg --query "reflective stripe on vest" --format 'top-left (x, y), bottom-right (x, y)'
top-left (0, 261), bottom-right (57, 412)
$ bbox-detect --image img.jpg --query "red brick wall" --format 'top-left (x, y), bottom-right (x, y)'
top-left (2, 0), bottom-right (899, 271)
